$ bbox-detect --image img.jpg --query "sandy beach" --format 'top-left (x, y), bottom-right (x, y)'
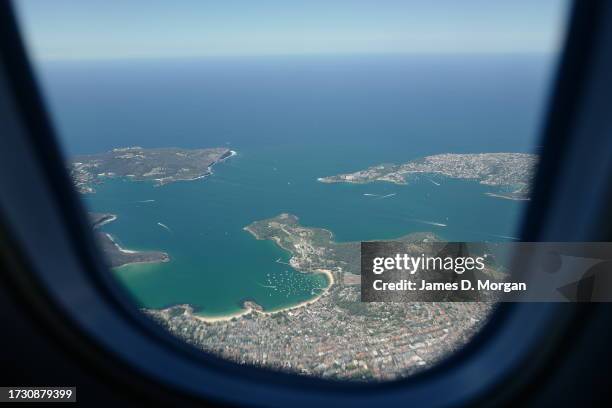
top-left (193, 268), bottom-right (335, 323)
top-left (193, 307), bottom-right (255, 323)
top-left (106, 233), bottom-right (139, 254)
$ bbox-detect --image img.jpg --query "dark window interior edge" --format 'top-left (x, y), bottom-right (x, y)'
top-left (1, 0), bottom-right (612, 406)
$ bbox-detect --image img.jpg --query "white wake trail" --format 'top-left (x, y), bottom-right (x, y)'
top-left (157, 222), bottom-right (173, 233)
top-left (411, 219), bottom-right (447, 227)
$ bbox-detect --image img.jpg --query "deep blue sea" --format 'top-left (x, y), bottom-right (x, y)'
top-left (35, 54), bottom-right (556, 315)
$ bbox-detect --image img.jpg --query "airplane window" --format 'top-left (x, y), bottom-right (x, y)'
top-left (14, 0), bottom-right (568, 382)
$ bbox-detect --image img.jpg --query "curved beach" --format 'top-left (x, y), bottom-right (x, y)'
top-left (194, 268), bottom-right (335, 323)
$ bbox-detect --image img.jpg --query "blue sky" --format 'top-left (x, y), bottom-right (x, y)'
top-left (16, 0), bottom-right (568, 61)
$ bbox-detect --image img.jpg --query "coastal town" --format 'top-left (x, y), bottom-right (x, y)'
top-left (318, 153), bottom-right (538, 200)
top-left (70, 149), bottom-right (502, 380)
top-left (147, 296), bottom-right (490, 380)
top-left (146, 214), bottom-right (494, 381)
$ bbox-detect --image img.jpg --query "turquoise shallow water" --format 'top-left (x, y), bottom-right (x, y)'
top-left (85, 145), bottom-right (524, 315)
top-left (38, 54), bottom-right (555, 315)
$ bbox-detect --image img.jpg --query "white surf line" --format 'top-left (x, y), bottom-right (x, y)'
top-left (193, 151), bottom-right (238, 182)
top-left (105, 233), bottom-right (138, 254)
top-left (410, 218), bottom-right (447, 227)
top-left (94, 214), bottom-right (117, 228)
top-left (157, 222), bottom-right (173, 233)
top-left (218, 150), bottom-right (238, 163)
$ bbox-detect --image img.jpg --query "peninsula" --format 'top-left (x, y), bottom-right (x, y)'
top-left (318, 153), bottom-right (537, 200)
top-left (90, 212), bottom-right (169, 268)
top-left (71, 146), bottom-right (237, 267)
top-left (70, 146), bottom-right (235, 193)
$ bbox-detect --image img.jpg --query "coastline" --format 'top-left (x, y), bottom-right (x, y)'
top-left (192, 267), bottom-right (335, 323)
top-left (220, 149), bottom-right (238, 162)
top-left (484, 192), bottom-right (530, 201)
top-left (155, 149), bottom-right (237, 186)
top-left (317, 176), bottom-right (405, 185)
top-left (209, 216), bottom-right (338, 323)
top-left (105, 232), bottom-right (170, 268)
top-left (95, 215), bottom-right (170, 268)
top-left (105, 233), bottom-right (138, 254)
top-left (93, 214), bottom-right (117, 229)
top-left (193, 306), bottom-right (255, 323)
top-left (112, 257), bottom-right (170, 269)
top-left (263, 268), bottom-right (334, 313)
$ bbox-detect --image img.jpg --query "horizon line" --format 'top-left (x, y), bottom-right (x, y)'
top-left (32, 50), bottom-right (558, 64)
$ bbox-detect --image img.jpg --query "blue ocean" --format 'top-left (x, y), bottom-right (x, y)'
top-left (35, 54), bottom-right (556, 315)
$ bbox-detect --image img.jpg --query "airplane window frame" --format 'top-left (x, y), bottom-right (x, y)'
top-left (1, 1), bottom-right (611, 406)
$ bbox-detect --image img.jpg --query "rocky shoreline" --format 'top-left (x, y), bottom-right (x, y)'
top-left (89, 212), bottom-right (169, 268)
